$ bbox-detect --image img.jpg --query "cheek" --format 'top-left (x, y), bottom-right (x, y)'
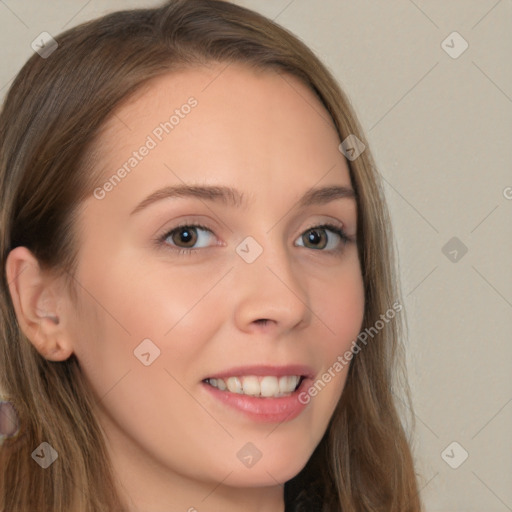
top-left (301, 256), bottom-right (365, 419)
top-left (73, 246), bottom-right (220, 344)
top-left (69, 250), bottom-right (225, 413)
top-left (69, 262), bottom-right (237, 479)
top-left (316, 254), bottom-right (366, 357)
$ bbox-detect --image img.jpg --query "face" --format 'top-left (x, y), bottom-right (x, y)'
top-left (67, 63), bottom-right (365, 506)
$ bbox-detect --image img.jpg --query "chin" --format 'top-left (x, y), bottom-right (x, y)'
top-left (222, 449), bottom-right (312, 487)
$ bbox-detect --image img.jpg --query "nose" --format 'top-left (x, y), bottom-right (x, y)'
top-left (231, 237), bottom-right (311, 336)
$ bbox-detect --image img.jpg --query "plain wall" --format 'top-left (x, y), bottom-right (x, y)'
top-left (1, 1), bottom-right (510, 510)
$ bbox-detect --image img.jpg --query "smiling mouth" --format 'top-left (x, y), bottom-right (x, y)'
top-left (203, 375), bottom-right (305, 398)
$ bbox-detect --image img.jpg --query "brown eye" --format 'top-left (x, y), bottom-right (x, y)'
top-left (302, 228), bottom-right (328, 249)
top-left (170, 226), bottom-right (198, 248)
top-left (162, 224), bottom-right (215, 251)
top-left (295, 224), bottom-right (349, 252)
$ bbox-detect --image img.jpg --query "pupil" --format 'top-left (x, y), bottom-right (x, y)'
top-left (307, 229), bottom-right (325, 248)
top-left (177, 227), bottom-right (195, 246)
top-left (309, 230), bottom-right (320, 244)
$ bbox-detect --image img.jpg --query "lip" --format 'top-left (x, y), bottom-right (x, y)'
top-left (203, 364), bottom-right (315, 380)
top-left (201, 364), bottom-right (315, 423)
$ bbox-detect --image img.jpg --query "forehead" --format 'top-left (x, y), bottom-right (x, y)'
top-left (104, 62), bottom-right (337, 133)
top-left (90, 62), bottom-right (351, 202)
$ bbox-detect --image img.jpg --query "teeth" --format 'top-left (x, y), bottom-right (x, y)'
top-left (207, 375), bottom-right (302, 397)
top-left (278, 376), bottom-right (298, 395)
top-left (242, 376), bottom-right (260, 396)
top-left (226, 376), bottom-right (243, 394)
top-left (260, 376), bottom-right (278, 397)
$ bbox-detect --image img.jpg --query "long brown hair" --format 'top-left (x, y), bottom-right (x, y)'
top-left (0, 1), bottom-right (422, 510)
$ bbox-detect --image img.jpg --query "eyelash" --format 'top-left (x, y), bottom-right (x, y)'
top-left (158, 221), bottom-right (353, 257)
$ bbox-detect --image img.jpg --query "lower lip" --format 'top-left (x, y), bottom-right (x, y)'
top-left (202, 378), bottom-right (311, 423)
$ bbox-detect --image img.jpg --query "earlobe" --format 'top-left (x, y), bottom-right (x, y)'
top-left (5, 247), bottom-right (74, 362)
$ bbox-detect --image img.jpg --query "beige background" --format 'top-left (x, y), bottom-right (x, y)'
top-left (1, 1), bottom-right (511, 510)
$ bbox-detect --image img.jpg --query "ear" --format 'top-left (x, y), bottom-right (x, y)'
top-left (5, 246), bottom-right (74, 361)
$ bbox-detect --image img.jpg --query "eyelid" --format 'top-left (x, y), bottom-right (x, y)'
top-left (296, 222), bottom-right (352, 249)
top-left (302, 219), bottom-right (343, 235)
top-left (157, 221), bottom-right (220, 250)
top-left (157, 218), bottom-right (353, 256)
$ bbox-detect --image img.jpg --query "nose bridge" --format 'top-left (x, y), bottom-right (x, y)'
top-left (232, 230), bottom-right (310, 330)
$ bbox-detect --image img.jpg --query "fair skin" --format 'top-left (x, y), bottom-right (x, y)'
top-left (7, 63), bottom-right (364, 512)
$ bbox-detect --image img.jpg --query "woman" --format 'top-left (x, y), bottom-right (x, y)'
top-left (0, 1), bottom-right (422, 510)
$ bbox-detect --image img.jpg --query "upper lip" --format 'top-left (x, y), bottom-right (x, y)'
top-left (204, 364), bottom-right (315, 380)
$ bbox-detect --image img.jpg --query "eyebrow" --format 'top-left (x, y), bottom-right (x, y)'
top-left (130, 183), bottom-right (356, 216)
